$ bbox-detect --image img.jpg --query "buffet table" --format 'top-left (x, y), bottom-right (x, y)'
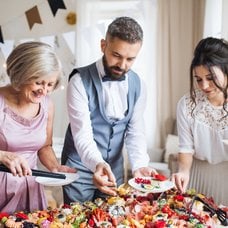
top-left (0, 183), bottom-right (227, 227)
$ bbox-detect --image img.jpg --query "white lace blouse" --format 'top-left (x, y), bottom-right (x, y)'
top-left (176, 90), bottom-right (228, 164)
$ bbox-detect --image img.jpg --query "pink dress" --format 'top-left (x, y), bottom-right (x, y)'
top-left (0, 94), bottom-right (48, 213)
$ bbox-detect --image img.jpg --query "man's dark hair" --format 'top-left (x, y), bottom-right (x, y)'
top-left (106, 16), bottom-right (143, 43)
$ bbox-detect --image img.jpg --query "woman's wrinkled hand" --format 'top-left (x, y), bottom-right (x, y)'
top-left (0, 151), bottom-right (32, 177)
top-left (52, 165), bottom-right (77, 174)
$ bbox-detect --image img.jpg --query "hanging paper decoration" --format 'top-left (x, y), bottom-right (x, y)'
top-left (25, 6), bottom-right (42, 30)
top-left (66, 12), bottom-right (76, 25)
top-left (47, 0), bottom-right (66, 17)
top-left (0, 26), bottom-right (4, 43)
top-left (54, 34), bottom-right (76, 76)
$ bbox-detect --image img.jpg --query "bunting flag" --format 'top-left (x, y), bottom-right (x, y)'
top-left (0, 26), bottom-right (4, 43)
top-left (47, 0), bottom-right (67, 17)
top-left (25, 6), bottom-right (42, 30)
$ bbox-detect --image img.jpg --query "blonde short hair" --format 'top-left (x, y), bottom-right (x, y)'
top-left (6, 41), bottom-right (62, 91)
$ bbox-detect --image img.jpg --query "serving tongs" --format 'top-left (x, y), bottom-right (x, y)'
top-left (188, 195), bottom-right (228, 226)
top-left (0, 164), bottom-right (66, 179)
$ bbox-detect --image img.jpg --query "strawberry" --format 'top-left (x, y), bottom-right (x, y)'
top-left (0, 212), bottom-right (9, 220)
top-left (153, 174), bottom-right (167, 181)
top-left (15, 212), bottom-right (28, 220)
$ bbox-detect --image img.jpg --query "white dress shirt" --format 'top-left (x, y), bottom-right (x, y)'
top-left (177, 90), bottom-right (228, 164)
top-left (67, 59), bottom-right (149, 172)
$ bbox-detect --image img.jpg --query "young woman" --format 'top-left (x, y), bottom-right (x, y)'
top-left (172, 37), bottom-right (228, 205)
top-left (0, 41), bottom-right (75, 213)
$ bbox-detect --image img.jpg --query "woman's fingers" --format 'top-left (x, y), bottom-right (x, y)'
top-left (172, 173), bottom-right (188, 193)
top-left (4, 153), bottom-right (31, 176)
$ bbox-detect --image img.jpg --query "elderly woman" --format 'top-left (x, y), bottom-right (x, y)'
top-left (0, 41), bottom-right (75, 213)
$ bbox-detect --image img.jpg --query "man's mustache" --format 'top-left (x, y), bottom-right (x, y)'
top-left (110, 66), bottom-right (125, 73)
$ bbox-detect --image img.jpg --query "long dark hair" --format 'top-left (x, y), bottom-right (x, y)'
top-left (190, 37), bottom-right (228, 116)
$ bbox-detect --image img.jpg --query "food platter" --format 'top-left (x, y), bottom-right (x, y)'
top-left (128, 176), bottom-right (175, 193)
top-left (2, 175), bottom-right (227, 227)
top-left (35, 172), bottom-right (79, 186)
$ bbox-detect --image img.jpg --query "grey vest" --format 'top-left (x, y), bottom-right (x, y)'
top-left (62, 62), bottom-right (141, 184)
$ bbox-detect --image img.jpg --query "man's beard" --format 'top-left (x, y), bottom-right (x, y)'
top-left (103, 56), bottom-right (126, 80)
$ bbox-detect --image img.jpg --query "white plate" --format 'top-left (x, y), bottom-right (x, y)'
top-left (128, 177), bottom-right (175, 193)
top-left (35, 172), bottom-right (79, 186)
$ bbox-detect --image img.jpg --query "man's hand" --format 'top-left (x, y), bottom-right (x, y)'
top-left (133, 166), bottom-right (158, 178)
top-left (93, 162), bottom-right (117, 196)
